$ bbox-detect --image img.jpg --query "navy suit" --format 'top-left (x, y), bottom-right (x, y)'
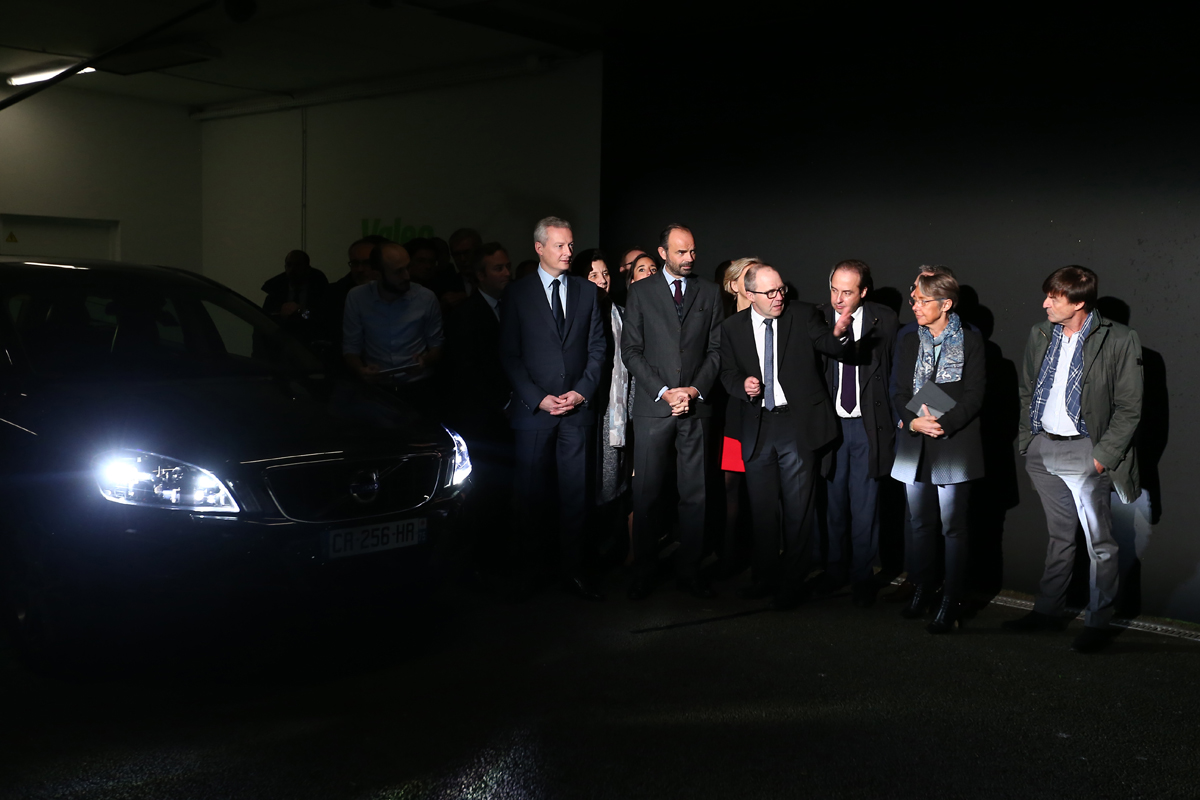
top-left (499, 271), bottom-right (607, 575)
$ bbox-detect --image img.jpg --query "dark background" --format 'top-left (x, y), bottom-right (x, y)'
top-left (598, 12), bottom-right (1196, 619)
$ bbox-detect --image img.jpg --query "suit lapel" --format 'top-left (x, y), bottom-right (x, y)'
top-left (680, 276), bottom-right (699, 322)
top-left (857, 309), bottom-right (881, 387)
top-left (776, 306), bottom-right (793, 366)
top-left (561, 276), bottom-right (581, 341)
top-left (738, 312), bottom-right (762, 381)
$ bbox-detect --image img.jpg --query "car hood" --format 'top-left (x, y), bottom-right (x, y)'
top-left (7, 374), bottom-right (450, 471)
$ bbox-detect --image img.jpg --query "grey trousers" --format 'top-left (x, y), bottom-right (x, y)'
top-left (1025, 434), bottom-right (1118, 628)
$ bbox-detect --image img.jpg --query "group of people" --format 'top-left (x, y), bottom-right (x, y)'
top-left (262, 216), bottom-right (1143, 654)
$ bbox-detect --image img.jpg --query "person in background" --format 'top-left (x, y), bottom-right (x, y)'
top-left (571, 249), bottom-right (632, 562)
top-left (716, 257), bottom-right (760, 579)
top-left (342, 242), bottom-right (444, 415)
top-left (890, 270), bottom-right (985, 634)
top-left (262, 249), bottom-right (331, 346)
top-left (328, 236), bottom-right (386, 349)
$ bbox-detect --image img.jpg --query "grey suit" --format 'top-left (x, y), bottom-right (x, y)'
top-left (621, 271), bottom-right (724, 581)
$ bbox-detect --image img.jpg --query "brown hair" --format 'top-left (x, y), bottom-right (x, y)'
top-left (1042, 265), bottom-right (1098, 310)
top-left (830, 259), bottom-right (872, 291)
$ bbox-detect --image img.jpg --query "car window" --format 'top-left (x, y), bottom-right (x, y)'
top-left (1, 269), bottom-right (322, 380)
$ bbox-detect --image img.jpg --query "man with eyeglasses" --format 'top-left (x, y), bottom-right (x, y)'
top-left (812, 260), bottom-right (899, 607)
top-left (718, 263), bottom-right (851, 609)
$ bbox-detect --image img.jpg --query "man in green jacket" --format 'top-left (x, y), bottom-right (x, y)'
top-left (1005, 265), bottom-right (1142, 653)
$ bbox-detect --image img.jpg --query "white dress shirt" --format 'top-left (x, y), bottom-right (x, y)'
top-left (834, 306), bottom-right (865, 418)
top-left (1041, 328), bottom-right (1082, 436)
top-left (751, 307), bottom-right (788, 408)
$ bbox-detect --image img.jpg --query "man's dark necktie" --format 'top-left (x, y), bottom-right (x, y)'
top-left (840, 321), bottom-right (856, 414)
top-left (763, 318), bottom-right (775, 411)
top-left (672, 279), bottom-right (684, 323)
top-left (551, 279), bottom-right (565, 337)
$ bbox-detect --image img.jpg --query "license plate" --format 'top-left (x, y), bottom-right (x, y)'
top-left (325, 517), bottom-right (427, 560)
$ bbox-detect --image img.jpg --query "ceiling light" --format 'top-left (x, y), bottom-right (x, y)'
top-left (7, 66), bottom-right (95, 87)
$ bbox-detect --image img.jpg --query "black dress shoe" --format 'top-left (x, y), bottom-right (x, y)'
top-left (926, 597), bottom-right (963, 634)
top-left (563, 574), bottom-right (604, 602)
top-left (677, 576), bottom-right (716, 599)
top-left (627, 578), bottom-right (653, 601)
top-left (899, 584), bottom-right (936, 619)
top-left (1002, 610), bottom-right (1065, 632)
top-left (1070, 626), bottom-right (1114, 653)
top-left (739, 581), bottom-right (776, 600)
top-left (852, 580), bottom-right (878, 608)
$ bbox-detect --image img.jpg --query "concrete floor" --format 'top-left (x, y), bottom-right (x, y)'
top-left (2, 571), bottom-right (1198, 799)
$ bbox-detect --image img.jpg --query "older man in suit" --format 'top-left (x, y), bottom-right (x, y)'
top-left (499, 218), bottom-right (607, 600)
top-left (720, 263), bottom-right (851, 609)
top-left (622, 224), bottom-right (725, 600)
top-left (814, 260), bottom-right (899, 607)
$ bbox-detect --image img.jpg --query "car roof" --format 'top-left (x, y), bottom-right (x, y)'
top-left (0, 258), bottom-right (190, 277)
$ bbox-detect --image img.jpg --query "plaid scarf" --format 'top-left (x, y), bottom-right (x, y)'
top-left (914, 311), bottom-right (965, 393)
top-left (1030, 311), bottom-right (1094, 437)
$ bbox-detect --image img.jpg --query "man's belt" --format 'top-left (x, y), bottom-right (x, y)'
top-left (1042, 432), bottom-right (1086, 442)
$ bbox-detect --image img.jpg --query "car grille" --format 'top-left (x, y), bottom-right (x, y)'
top-left (263, 455), bottom-right (443, 523)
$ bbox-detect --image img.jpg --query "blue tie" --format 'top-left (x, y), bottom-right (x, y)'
top-left (550, 278), bottom-right (564, 338)
top-left (763, 318), bottom-right (775, 411)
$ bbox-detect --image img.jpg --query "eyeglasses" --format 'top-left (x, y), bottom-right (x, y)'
top-left (909, 296), bottom-right (942, 306)
top-left (746, 286), bottom-right (788, 300)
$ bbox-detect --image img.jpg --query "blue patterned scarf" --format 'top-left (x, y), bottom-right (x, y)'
top-left (1030, 311), bottom-right (1094, 437)
top-left (913, 311), bottom-right (965, 393)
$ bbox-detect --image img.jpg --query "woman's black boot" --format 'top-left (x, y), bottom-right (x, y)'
top-left (926, 597), bottom-right (962, 634)
top-left (900, 585), bottom-right (934, 619)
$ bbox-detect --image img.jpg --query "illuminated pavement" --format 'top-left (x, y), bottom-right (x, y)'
top-left (2, 573), bottom-right (1199, 799)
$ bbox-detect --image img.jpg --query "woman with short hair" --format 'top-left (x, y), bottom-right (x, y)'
top-left (891, 270), bottom-right (985, 633)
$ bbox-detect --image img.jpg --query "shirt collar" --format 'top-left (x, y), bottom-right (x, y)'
top-left (537, 265), bottom-right (566, 290)
top-left (750, 307), bottom-right (778, 327)
top-left (662, 269), bottom-right (685, 288)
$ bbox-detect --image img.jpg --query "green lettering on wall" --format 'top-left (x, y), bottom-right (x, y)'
top-left (360, 218), bottom-right (435, 243)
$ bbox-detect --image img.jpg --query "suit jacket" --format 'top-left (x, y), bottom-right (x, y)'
top-left (719, 302), bottom-right (847, 461)
top-left (499, 272), bottom-right (607, 430)
top-left (621, 273), bottom-right (724, 418)
top-left (446, 289), bottom-right (509, 428)
top-left (818, 300), bottom-right (899, 479)
top-left (891, 326), bottom-right (986, 485)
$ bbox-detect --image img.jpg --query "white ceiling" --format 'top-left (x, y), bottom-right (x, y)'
top-left (0, 0), bottom-right (603, 111)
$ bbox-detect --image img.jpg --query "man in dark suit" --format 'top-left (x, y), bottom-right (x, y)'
top-left (719, 263), bottom-right (851, 609)
top-left (499, 217), bottom-right (607, 600)
top-left (814, 260), bottom-right (899, 607)
top-left (622, 224), bottom-right (725, 600)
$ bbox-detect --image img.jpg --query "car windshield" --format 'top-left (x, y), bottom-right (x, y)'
top-left (2, 266), bottom-right (324, 380)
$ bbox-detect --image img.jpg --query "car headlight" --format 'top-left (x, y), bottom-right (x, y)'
top-left (94, 450), bottom-right (240, 512)
top-left (443, 427), bottom-right (472, 486)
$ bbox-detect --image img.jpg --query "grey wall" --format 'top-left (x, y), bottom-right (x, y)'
top-left (0, 87), bottom-right (202, 269)
top-left (202, 53), bottom-right (603, 303)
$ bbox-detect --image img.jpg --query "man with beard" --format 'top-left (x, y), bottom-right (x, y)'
top-left (342, 241), bottom-right (444, 413)
top-left (622, 224), bottom-right (725, 600)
